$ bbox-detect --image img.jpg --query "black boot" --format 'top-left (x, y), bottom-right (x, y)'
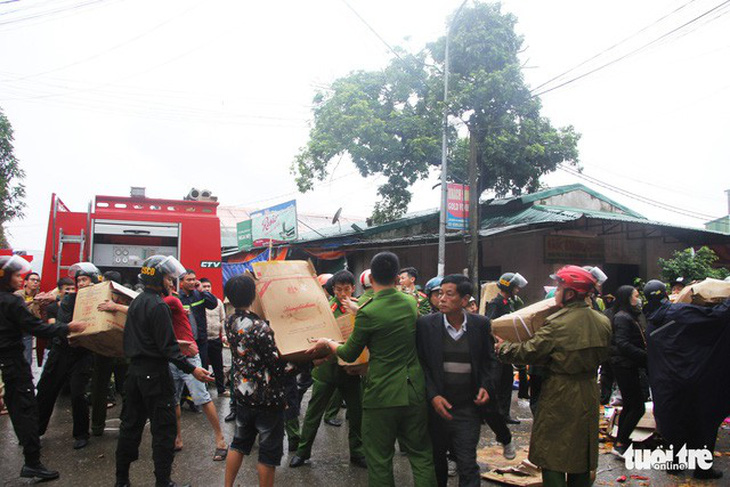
top-left (20, 463), bottom-right (60, 480)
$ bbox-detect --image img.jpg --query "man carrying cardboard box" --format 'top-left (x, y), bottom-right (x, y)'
top-left (308, 252), bottom-right (437, 487)
top-left (486, 272), bottom-right (527, 426)
top-left (495, 266), bottom-right (611, 487)
top-left (37, 262), bottom-right (102, 450)
top-left (0, 255), bottom-right (90, 481)
top-left (290, 270), bottom-right (366, 469)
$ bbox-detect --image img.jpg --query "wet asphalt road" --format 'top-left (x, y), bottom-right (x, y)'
top-left (1, 371), bottom-right (728, 486)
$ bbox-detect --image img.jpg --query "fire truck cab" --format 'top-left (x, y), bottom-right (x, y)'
top-left (40, 189), bottom-right (222, 295)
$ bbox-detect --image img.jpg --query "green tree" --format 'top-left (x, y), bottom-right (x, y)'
top-left (658, 246), bottom-right (730, 283)
top-left (293, 2), bottom-right (580, 223)
top-left (0, 107), bottom-right (26, 247)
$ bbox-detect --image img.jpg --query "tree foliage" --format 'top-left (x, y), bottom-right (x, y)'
top-left (293, 2), bottom-right (580, 223)
top-left (658, 246), bottom-right (729, 282)
top-left (0, 108), bottom-right (26, 247)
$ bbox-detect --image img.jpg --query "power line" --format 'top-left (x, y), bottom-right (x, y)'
top-left (3, 1), bottom-right (202, 82)
top-left (0, 0), bottom-right (121, 28)
top-left (532, 0), bottom-right (730, 97)
top-left (557, 164), bottom-right (719, 221)
top-left (531, 0), bottom-right (699, 92)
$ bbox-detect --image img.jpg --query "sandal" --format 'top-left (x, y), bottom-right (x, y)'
top-left (174, 445), bottom-right (183, 452)
top-left (213, 447), bottom-right (228, 461)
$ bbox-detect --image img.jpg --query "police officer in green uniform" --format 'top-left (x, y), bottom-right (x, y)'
top-left (495, 266), bottom-right (612, 487)
top-left (486, 272), bottom-right (527, 425)
top-left (290, 270), bottom-right (366, 469)
top-left (309, 252), bottom-right (437, 487)
top-left (399, 267), bottom-right (431, 316)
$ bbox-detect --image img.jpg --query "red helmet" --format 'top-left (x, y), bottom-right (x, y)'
top-left (316, 273), bottom-right (333, 287)
top-left (550, 265), bottom-right (597, 294)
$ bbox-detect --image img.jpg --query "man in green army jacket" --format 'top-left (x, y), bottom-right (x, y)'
top-left (399, 267), bottom-right (432, 316)
top-left (290, 270), bottom-right (366, 468)
top-left (309, 252), bottom-right (437, 487)
top-left (495, 265), bottom-right (612, 487)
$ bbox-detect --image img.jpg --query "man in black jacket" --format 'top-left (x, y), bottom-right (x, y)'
top-left (177, 270), bottom-right (217, 369)
top-left (115, 256), bottom-right (212, 487)
top-left (37, 262), bottom-right (101, 450)
top-left (416, 274), bottom-right (496, 487)
top-left (643, 280), bottom-right (730, 480)
top-left (0, 255), bottom-right (89, 481)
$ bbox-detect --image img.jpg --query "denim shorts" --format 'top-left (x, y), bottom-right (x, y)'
top-left (168, 354), bottom-right (212, 406)
top-left (230, 406), bottom-right (285, 466)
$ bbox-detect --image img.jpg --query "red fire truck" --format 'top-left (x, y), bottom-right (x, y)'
top-left (39, 189), bottom-right (222, 295)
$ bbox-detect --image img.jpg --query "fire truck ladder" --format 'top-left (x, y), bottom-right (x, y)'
top-left (56, 228), bottom-right (86, 281)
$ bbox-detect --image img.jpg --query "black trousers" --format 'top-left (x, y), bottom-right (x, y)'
top-left (0, 353), bottom-right (42, 465)
top-left (91, 354), bottom-right (129, 434)
top-left (430, 404), bottom-right (482, 487)
top-left (36, 344), bottom-right (93, 440)
top-left (497, 362), bottom-right (514, 419)
top-left (482, 402), bottom-right (512, 445)
top-left (116, 359), bottom-right (177, 486)
top-left (206, 338), bottom-right (225, 393)
top-left (614, 365), bottom-right (645, 445)
top-left (599, 360), bottom-right (614, 405)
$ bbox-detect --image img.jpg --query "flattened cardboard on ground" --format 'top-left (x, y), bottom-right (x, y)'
top-left (69, 281), bottom-right (138, 357)
top-left (479, 444), bottom-right (541, 486)
top-left (251, 260), bottom-right (343, 361)
top-left (675, 278), bottom-right (730, 305)
top-left (491, 298), bottom-right (560, 342)
top-left (607, 402), bottom-right (656, 442)
top-left (335, 313), bottom-right (369, 367)
top-left (479, 281), bottom-right (499, 315)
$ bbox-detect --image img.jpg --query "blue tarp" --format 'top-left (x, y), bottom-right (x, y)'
top-left (222, 248), bottom-right (270, 284)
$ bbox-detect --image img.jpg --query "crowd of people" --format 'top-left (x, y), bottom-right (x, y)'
top-left (0, 251), bottom-right (728, 487)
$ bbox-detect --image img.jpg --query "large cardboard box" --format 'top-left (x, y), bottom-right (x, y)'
top-left (335, 313), bottom-right (369, 368)
top-left (69, 281), bottom-right (138, 357)
top-left (675, 278), bottom-right (730, 305)
top-left (491, 298), bottom-right (560, 343)
top-left (479, 281), bottom-right (499, 316)
top-left (251, 260), bottom-right (343, 360)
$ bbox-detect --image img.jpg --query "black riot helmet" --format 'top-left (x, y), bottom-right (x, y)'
top-left (139, 255), bottom-right (186, 287)
top-left (644, 279), bottom-right (668, 303)
top-left (497, 272), bottom-right (528, 292)
top-left (69, 262), bottom-right (102, 284)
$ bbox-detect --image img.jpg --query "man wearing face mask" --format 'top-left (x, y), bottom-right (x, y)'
top-left (495, 266), bottom-right (612, 487)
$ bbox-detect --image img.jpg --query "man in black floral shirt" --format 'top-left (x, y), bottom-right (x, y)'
top-left (223, 274), bottom-right (293, 487)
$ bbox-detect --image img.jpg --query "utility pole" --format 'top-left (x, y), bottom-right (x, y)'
top-left (468, 130), bottom-right (479, 292)
top-left (437, 0), bottom-right (468, 278)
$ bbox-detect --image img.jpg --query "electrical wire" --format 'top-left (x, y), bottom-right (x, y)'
top-left (0, 0), bottom-right (121, 28)
top-left (532, 0), bottom-right (730, 97)
top-left (531, 0), bottom-right (699, 92)
top-left (3, 0), bottom-right (202, 82)
top-left (557, 164), bottom-right (719, 221)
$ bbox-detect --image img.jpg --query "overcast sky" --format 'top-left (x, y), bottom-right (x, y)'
top-left (1, 0), bottom-right (728, 269)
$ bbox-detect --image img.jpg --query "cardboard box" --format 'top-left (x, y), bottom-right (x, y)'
top-left (479, 281), bottom-right (499, 315)
top-left (491, 298), bottom-right (560, 342)
top-left (335, 313), bottom-right (369, 367)
top-left (675, 278), bottom-right (730, 305)
top-left (69, 281), bottom-right (138, 357)
top-left (251, 260), bottom-right (343, 360)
